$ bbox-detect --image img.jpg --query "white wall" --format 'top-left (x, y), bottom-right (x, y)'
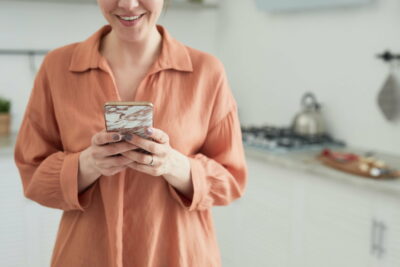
top-left (216, 0), bottom-right (400, 155)
top-left (0, 1), bottom-right (217, 136)
top-left (1, 0), bottom-right (399, 155)
top-left (0, 1), bottom-right (105, 134)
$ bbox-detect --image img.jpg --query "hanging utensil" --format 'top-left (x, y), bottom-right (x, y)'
top-left (376, 51), bottom-right (400, 121)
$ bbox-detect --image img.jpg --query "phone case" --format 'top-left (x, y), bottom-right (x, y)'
top-left (104, 101), bottom-right (153, 139)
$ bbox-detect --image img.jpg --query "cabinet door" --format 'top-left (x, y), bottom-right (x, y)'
top-left (214, 158), bottom-right (295, 267)
top-left (25, 201), bottom-right (61, 267)
top-left (0, 155), bottom-right (61, 267)
top-left (369, 193), bottom-right (400, 267)
top-left (302, 174), bottom-right (372, 267)
top-left (0, 156), bottom-right (27, 267)
top-left (213, 200), bottom-right (242, 266)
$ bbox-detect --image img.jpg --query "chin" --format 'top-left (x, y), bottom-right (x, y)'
top-left (112, 25), bottom-right (146, 43)
top-left (110, 19), bottom-right (153, 43)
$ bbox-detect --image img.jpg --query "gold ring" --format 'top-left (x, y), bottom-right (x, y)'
top-left (149, 155), bottom-right (154, 166)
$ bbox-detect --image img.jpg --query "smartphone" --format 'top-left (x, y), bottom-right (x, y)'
top-left (104, 102), bottom-right (153, 153)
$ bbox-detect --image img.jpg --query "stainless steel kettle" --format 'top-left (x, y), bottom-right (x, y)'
top-left (291, 92), bottom-right (326, 136)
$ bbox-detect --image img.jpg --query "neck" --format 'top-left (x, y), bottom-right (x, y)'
top-left (101, 27), bottom-right (162, 68)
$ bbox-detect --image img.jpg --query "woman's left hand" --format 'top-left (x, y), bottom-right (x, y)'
top-left (121, 127), bottom-right (194, 199)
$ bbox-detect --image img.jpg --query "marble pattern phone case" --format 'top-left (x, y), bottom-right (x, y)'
top-left (104, 102), bottom-right (153, 139)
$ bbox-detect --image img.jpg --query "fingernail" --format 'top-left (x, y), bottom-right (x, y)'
top-left (123, 133), bottom-right (133, 141)
top-left (112, 134), bottom-right (121, 141)
top-left (146, 127), bottom-right (153, 135)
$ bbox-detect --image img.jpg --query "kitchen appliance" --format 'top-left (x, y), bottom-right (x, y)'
top-left (241, 125), bottom-right (345, 153)
top-left (291, 92), bottom-right (326, 136)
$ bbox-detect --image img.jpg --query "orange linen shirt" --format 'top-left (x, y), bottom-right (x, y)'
top-left (14, 25), bottom-right (247, 267)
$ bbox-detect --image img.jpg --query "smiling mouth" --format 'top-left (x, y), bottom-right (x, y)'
top-left (116, 14), bottom-right (145, 21)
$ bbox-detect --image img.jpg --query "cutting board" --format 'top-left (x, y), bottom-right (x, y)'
top-left (317, 154), bottom-right (400, 179)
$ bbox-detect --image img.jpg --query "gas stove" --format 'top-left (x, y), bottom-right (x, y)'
top-left (241, 125), bottom-right (345, 153)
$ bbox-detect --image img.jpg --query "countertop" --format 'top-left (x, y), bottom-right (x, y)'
top-left (245, 144), bottom-right (400, 195)
top-left (2, 132), bottom-right (400, 195)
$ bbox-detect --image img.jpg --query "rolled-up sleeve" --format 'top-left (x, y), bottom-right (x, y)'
top-left (14, 57), bottom-right (95, 212)
top-left (168, 61), bottom-right (248, 211)
top-left (169, 106), bottom-right (247, 211)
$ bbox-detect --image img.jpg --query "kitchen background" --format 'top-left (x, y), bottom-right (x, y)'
top-left (1, 0), bottom-right (400, 266)
top-left (1, 0), bottom-right (400, 154)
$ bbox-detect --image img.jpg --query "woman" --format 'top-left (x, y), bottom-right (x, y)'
top-left (14, 0), bottom-right (247, 266)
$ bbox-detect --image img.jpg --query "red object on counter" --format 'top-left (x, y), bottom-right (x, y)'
top-left (321, 148), bottom-right (359, 162)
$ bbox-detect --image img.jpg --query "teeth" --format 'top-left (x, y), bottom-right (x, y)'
top-left (119, 15), bottom-right (141, 21)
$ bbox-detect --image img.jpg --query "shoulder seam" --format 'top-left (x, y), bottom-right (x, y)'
top-left (207, 103), bottom-right (237, 134)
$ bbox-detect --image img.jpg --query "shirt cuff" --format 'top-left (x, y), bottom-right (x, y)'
top-left (167, 156), bottom-right (208, 211)
top-left (60, 152), bottom-right (96, 211)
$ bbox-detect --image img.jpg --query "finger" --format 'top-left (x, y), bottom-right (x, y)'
top-left (121, 150), bottom-right (156, 166)
top-left (96, 155), bottom-right (134, 169)
top-left (92, 142), bottom-right (138, 158)
top-left (92, 130), bottom-right (123, 146)
top-left (124, 134), bottom-right (164, 155)
top-left (147, 127), bottom-right (169, 144)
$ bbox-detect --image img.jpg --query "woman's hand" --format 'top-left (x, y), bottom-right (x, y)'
top-left (121, 128), bottom-right (194, 199)
top-left (78, 130), bottom-right (138, 193)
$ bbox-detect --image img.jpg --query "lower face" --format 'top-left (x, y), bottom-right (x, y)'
top-left (97, 0), bottom-right (164, 43)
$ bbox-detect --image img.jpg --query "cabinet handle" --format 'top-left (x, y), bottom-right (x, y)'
top-left (371, 219), bottom-right (387, 259)
top-left (376, 221), bottom-right (386, 259)
top-left (370, 219), bottom-right (379, 256)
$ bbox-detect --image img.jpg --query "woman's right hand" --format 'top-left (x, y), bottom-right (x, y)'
top-left (78, 130), bottom-right (138, 193)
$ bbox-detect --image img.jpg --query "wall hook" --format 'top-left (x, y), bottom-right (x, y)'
top-left (376, 50), bottom-right (400, 63)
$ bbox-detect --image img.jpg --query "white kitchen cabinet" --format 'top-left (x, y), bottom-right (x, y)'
top-left (213, 151), bottom-right (400, 267)
top-left (301, 174), bottom-right (372, 267)
top-left (214, 156), bottom-right (297, 267)
top-left (0, 157), bottom-right (27, 267)
top-left (369, 194), bottom-right (400, 267)
top-left (238, 158), bottom-right (294, 267)
top-left (300, 173), bottom-right (400, 267)
top-left (0, 155), bottom-right (61, 267)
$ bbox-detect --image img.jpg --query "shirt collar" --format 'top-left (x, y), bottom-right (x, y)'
top-left (69, 24), bottom-right (193, 73)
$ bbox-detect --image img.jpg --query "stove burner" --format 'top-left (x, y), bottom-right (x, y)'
top-left (241, 125), bottom-right (345, 152)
